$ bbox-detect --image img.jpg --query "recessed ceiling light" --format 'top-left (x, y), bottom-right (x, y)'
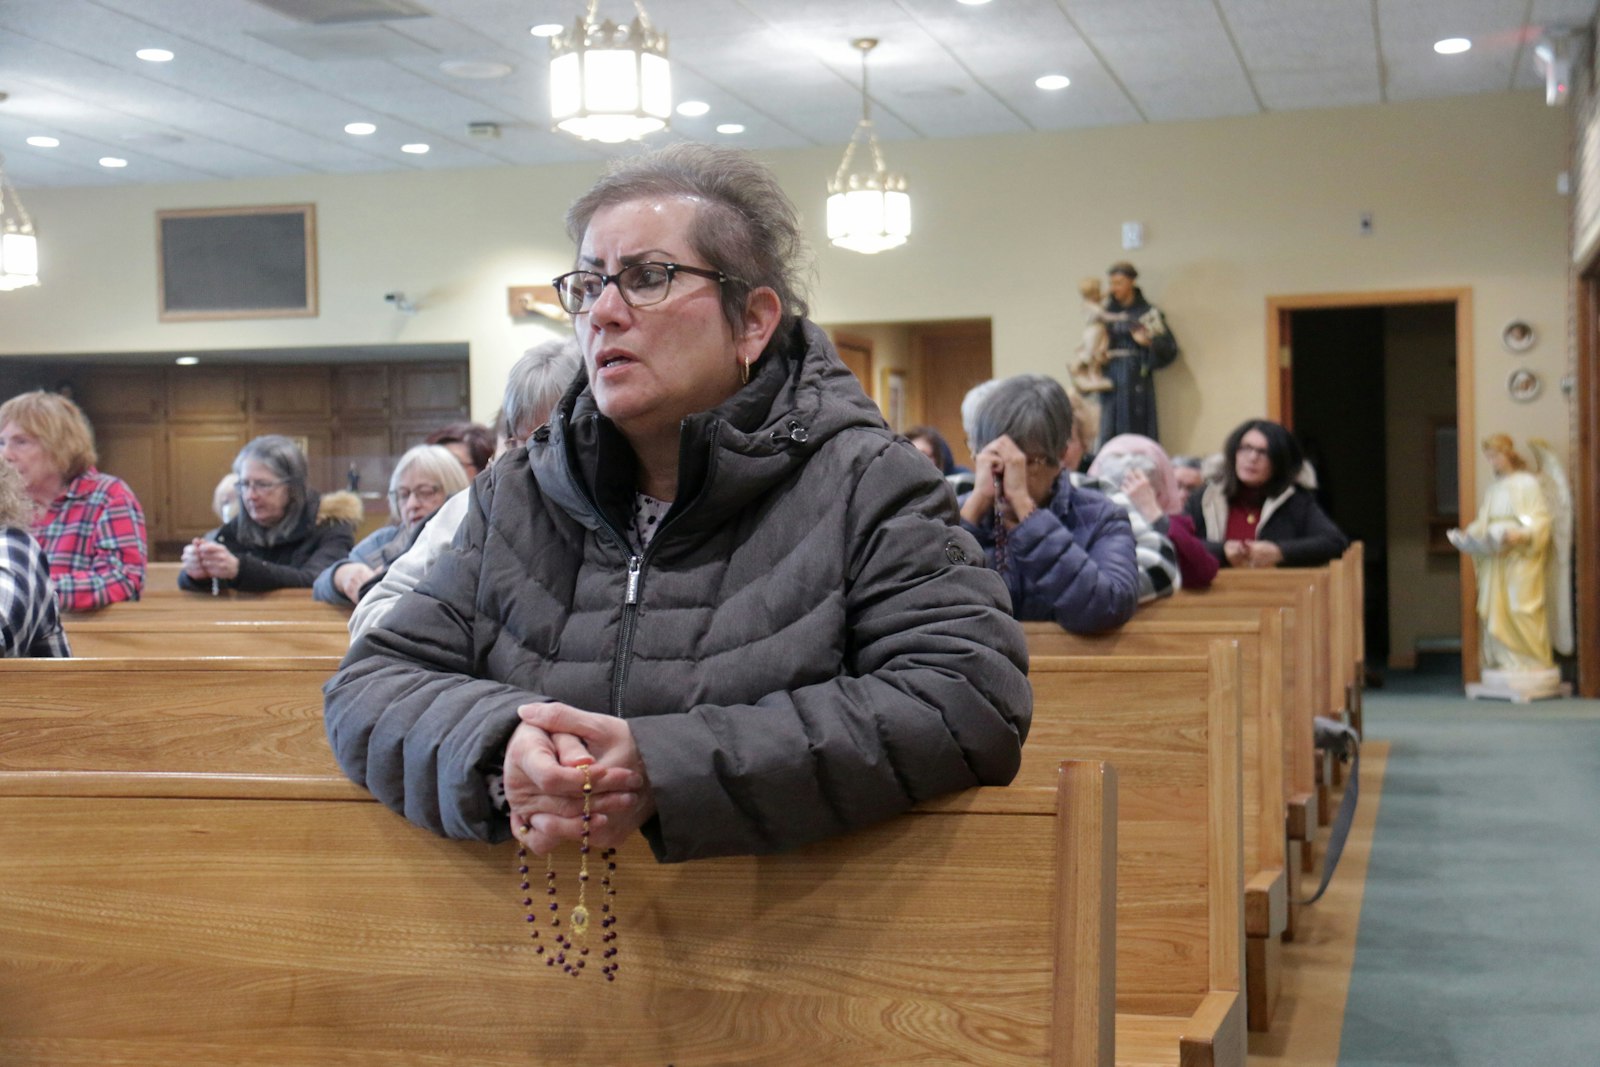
top-left (1036, 74), bottom-right (1071, 90)
top-left (529, 23), bottom-right (563, 37)
top-left (439, 59), bottom-right (513, 79)
top-left (344, 122), bottom-right (377, 135)
top-left (1434, 37), bottom-right (1471, 55)
top-left (715, 123), bottom-right (745, 135)
top-left (174, 356), bottom-right (199, 366)
top-left (99, 157), bottom-right (128, 168)
top-left (136, 48), bottom-right (174, 62)
top-left (26, 136), bottom-right (59, 148)
top-left (676, 100), bottom-right (711, 117)
top-left (401, 143), bottom-right (430, 154)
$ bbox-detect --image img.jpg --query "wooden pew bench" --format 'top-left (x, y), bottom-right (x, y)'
top-left (64, 618), bottom-right (351, 658)
top-left (1023, 650), bottom-right (1246, 1066)
top-left (1026, 615), bottom-right (1289, 1033)
top-left (0, 657), bottom-right (1118, 1066)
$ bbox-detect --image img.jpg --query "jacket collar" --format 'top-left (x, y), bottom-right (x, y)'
top-left (528, 319), bottom-right (886, 549)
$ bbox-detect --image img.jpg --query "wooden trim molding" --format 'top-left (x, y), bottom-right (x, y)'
top-left (1577, 273), bottom-right (1600, 697)
top-left (1265, 287), bottom-right (1476, 682)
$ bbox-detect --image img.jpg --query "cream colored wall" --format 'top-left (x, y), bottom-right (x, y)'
top-left (1, 92), bottom-right (1572, 478)
top-left (1384, 305), bottom-right (1463, 667)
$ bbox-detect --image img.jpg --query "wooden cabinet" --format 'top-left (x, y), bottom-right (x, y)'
top-left (334, 365), bottom-right (389, 418)
top-left (335, 423), bottom-right (392, 496)
top-left (170, 369), bottom-right (246, 422)
top-left (252, 366), bottom-right (331, 420)
top-left (78, 369), bottom-right (165, 424)
top-left (395, 364), bottom-right (467, 421)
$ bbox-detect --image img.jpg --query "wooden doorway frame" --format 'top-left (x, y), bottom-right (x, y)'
top-left (1576, 273), bottom-right (1600, 697)
top-left (1266, 288), bottom-right (1479, 682)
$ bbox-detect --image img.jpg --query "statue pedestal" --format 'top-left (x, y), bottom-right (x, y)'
top-left (1466, 667), bottom-right (1570, 704)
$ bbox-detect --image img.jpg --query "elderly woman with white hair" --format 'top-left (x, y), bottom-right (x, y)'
top-left (314, 444), bottom-right (469, 607)
top-left (346, 337), bottom-right (582, 639)
top-left (180, 435), bottom-right (359, 592)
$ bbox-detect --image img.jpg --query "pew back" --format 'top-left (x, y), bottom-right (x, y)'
top-left (1022, 649), bottom-right (1246, 1065)
top-left (0, 656), bottom-right (1118, 1066)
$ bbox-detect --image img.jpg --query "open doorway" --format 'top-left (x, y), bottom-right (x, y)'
top-left (824, 319), bottom-right (993, 459)
top-left (1268, 291), bottom-right (1476, 683)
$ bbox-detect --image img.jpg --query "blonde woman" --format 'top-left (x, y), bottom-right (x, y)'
top-left (313, 445), bottom-right (468, 607)
top-left (0, 390), bottom-right (147, 611)
top-left (0, 459), bottom-right (69, 657)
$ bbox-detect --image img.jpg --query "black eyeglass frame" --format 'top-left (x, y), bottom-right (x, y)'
top-left (551, 261), bottom-right (738, 315)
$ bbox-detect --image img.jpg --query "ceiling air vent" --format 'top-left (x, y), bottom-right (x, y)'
top-left (247, 0), bottom-right (432, 25)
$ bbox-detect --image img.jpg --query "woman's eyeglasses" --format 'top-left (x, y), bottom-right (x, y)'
top-left (551, 261), bottom-right (737, 315)
top-left (236, 477), bottom-right (288, 494)
top-left (390, 485), bottom-right (444, 506)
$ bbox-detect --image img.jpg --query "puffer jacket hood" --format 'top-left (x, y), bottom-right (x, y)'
top-left (533, 319), bottom-right (887, 546)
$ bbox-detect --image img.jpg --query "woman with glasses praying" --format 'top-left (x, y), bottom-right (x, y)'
top-left (314, 444), bottom-right (467, 607)
top-left (179, 434), bottom-right (359, 593)
top-left (325, 144), bottom-right (1030, 863)
top-left (958, 374), bottom-right (1140, 633)
top-left (0, 390), bottom-right (147, 612)
top-left (1185, 418), bottom-right (1347, 569)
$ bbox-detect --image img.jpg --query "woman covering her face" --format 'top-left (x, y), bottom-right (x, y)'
top-left (1088, 432), bottom-right (1217, 591)
top-left (313, 444), bottom-right (468, 607)
top-left (325, 144), bottom-right (1031, 863)
top-left (179, 434), bottom-right (359, 592)
top-left (1184, 418), bottom-right (1348, 569)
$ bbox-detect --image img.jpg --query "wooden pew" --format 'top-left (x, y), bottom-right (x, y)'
top-left (1024, 649), bottom-right (1246, 1066)
top-left (64, 618), bottom-right (350, 658)
top-left (1026, 615), bottom-right (1289, 1033)
top-left (0, 657), bottom-right (1119, 1066)
top-left (1151, 574), bottom-right (1328, 843)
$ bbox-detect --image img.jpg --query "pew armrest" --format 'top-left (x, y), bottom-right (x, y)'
top-left (1178, 991), bottom-right (1245, 1067)
top-left (1244, 867), bottom-right (1287, 939)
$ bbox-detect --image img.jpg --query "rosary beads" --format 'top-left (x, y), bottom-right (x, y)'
top-left (518, 762), bottom-right (620, 980)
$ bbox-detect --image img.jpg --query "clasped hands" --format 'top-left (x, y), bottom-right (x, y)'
top-left (181, 538), bottom-right (241, 581)
top-left (505, 701), bottom-right (655, 856)
top-left (1224, 539), bottom-right (1283, 568)
top-left (959, 434), bottom-right (1038, 529)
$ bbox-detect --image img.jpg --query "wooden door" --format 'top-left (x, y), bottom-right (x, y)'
top-left (94, 422), bottom-right (167, 542)
top-left (832, 333), bottom-right (874, 395)
top-left (168, 424), bottom-right (249, 540)
top-left (913, 321), bottom-right (992, 465)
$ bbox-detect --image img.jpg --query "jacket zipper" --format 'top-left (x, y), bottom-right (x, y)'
top-left (610, 554), bottom-right (643, 717)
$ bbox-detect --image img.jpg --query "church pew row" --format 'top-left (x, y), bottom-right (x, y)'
top-left (1025, 616), bottom-right (1287, 1034)
top-left (64, 618), bottom-right (351, 658)
top-left (1024, 650), bottom-right (1246, 1067)
top-left (0, 657), bottom-right (1118, 1066)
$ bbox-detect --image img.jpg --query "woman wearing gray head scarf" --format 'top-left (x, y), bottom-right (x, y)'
top-left (179, 434), bottom-right (359, 592)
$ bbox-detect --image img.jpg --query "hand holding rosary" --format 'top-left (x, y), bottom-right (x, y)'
top-left (518, 758), bottom-right (620, 980)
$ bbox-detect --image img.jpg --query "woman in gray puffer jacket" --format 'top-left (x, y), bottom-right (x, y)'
top-left (323, 145), bottom-right (1031, 864)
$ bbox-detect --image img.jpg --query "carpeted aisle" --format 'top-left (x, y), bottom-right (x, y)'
top-left (1337, 669), bottom-right (1600, 1066)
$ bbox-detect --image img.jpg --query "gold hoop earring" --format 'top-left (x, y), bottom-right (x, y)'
top-left (741, 358), bottom-right (750, 385)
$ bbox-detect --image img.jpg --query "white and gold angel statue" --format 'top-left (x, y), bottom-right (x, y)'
top-left (1448, 434), bottom-right (1573, 700)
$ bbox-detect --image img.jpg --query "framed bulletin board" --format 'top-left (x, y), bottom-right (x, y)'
top-left (157, 204), bottom-right (318, 321)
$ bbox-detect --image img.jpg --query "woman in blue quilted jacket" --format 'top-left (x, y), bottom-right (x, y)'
top-left (958, 374), bottom-right (1140, 634)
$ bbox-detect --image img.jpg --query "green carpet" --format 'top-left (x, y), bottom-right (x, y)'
top-left (1338, 665), bottom-right (1600, 1065)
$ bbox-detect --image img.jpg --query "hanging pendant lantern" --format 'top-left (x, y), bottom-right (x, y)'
top-left (548, 0), bottom-right (672, 144)
top-left (0, 155), bottom-right (38, 291)
top-left (826, 38), bottom-right (911, 255)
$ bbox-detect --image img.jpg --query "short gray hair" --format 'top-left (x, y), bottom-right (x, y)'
top-left (566, 143), bottom-right (812, 360)
top-left (969, 374), bottom-right (1073, 459)
top-left (388, 444), bottom-right (470, 523)
top-left (502, 337), bottom-right (581, 440)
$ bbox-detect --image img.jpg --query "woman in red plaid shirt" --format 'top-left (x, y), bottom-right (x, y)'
top-left (0, 390), bottom-right (147, 613)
